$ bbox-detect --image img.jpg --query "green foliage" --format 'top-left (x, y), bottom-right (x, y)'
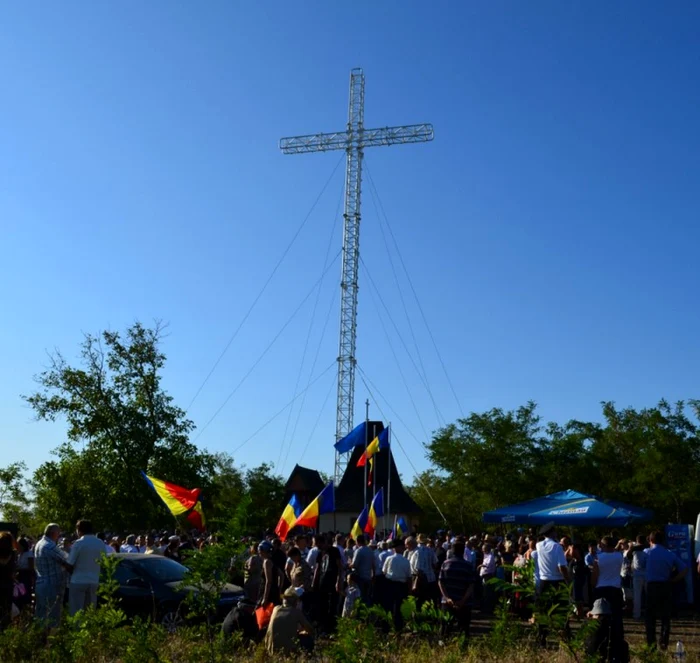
top-left (179, 498), bottom-right (250, 661)
top-left (486, 598), bottom-right (528, 655)
top-left (24, 322), bottom-right (217, 531)
top-left (0, 616), bottom-right (46, 662)
top-left (413, 400), bottom-right (700, 528)
top-left (400, 595), bottom-right (453, 637)
top-left (207, 453), bottom-right (245, 526)
top-left (242, 463), bottom-right (285, 532)
top-left (330, 606), bottom-right (394, 662)
top-left (0, 461), bottom-right (29, 516)
top-left (0, 461), bottom-right (41, 532)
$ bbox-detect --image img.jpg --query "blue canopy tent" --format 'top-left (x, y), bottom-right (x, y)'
top-left (482, 489), bottom-right (652, 527)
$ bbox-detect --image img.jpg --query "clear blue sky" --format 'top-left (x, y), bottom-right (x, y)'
top-left (2, 2), bottom-right (699, 484)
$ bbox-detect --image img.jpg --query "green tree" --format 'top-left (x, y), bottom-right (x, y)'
top-left (532, 420), bottom-right (600, 495)
top-left (590, 400), bottom-right (700, 523)
top-left (25, 322), bottom-right (215, 531)
top-left (0, 462), bottom-right (29, 516)
top-left (425, 402), bottom-right (544, 525)
top-left (0, 462), bottom-right (37, 531)
top-left (243, 463), bottom-right (285, 533)
top-left (408, 470), bottom-right (468, 531)
top-left (206, 452), bottom-right (245, 526)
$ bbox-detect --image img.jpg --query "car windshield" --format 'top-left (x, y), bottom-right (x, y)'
top-left (138, 557), bottom-right (188, 584)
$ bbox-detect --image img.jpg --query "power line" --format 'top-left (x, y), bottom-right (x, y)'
top-left (365, 160), bottom-right (445, 426)
top-left (277, 178), bottom-right (344, 473)
top-left (364, 161), bottom-right (465, 419)
top-left (359, 252), bottom-right (444, 428)
top-left (186, 153), bottom-right (344, 413)
top-left (231, 361), bottom-right (337, 455)
top-left (360, 257), bottom-right (430, 442)
top-left (297, 371), bottom-right (337, 465)
top-left (357, 364), bottom-right (448, 525)
top-left (193, 250), bottom-right (341, 442)
top-left (281, 285), bottom-right (338, 475)
top-left (356, 364), bottom-right (423, 447)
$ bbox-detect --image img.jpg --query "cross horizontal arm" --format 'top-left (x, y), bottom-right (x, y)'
top-left (280, 123), bottom-right (434, 155)
top-left (360, 123), bottom-right (434, 149)
top-left (280, 131), bottom-right (349, 154)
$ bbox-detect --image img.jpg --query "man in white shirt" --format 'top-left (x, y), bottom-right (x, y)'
top-left (67, 520), bottom-right (105, 616)
top-left (463, 537), bottom-right (477, 565)
top-left (383, 540), bottom-right (412, 629)
top-left (120, 534), bottom-right (139, 553)
top-left (306, 535), bottom-right (322, 570)
top-left (536, 525), bottom-right (569, 584)
top-left (535, 522), bottom-right (570, 646)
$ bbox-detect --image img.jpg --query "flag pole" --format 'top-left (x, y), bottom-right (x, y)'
top-left (364, 400), bottom-right (370, 509)
top-left (372, 425), bottom-right (377, 500)
top-left (387, 423), bottom-right (391, 536)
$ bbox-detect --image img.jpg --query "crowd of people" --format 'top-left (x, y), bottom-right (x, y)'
top-left (0, 518), bottom-right (692, 660)
top-left (233, 523), bottom-right (690, 658)
top-left (0, 521), bottom-right (210, 631)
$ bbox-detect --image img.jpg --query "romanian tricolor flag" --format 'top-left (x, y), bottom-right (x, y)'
top-left (141, 472), bottom-right (201, 516)
top-left (351, 507), bottom-right (369, 540)
top-left (275, 494), bottom-right (302, 542)
top-left (293, 482), bottom-right (334, 529)
top-left (357, 427), bottom-right (390, 468)
top-left (364, 489), bottom-right (384, 538)
top-left (186, 500), bottom-right (206, 531)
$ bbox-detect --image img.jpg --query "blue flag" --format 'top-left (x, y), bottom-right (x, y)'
top-left (334, 421), bottom-right (367, 453)
top-left (392, 516), bottom-right (408, 539)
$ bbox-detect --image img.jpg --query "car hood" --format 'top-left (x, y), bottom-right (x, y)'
top-left (165, 581), bottom-right (244, 596)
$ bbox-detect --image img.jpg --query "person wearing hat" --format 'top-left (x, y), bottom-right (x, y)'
top-left (584, 598), bottom-right (613, 662)
top-left (221, 597), bottom-right (259, 643)
top-left (535, 522), bottom-right (570, 646)
top-left (264, 586), bottom-right (314, 656)
top-left (410, 533), bottom-right (438, 607)
top-left (584, 598), bottom-right (630, 663)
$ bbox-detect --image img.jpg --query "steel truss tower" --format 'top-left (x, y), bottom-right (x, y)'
top-left (280, 68), bottom-right (434, 486)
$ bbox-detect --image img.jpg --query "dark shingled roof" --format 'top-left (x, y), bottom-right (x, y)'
top-left (284, 464), bottom-right (325, 505)
top-left (334, 421), bottom-right (421, 514)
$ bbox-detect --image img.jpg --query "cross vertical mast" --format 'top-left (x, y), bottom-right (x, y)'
top-left (280, 69), bottom-right (433, 486)
top-left (336, 68), bottom-right (364, 485)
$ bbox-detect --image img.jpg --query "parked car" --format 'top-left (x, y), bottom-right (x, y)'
top-left (106, 553), bottom-right (245, 630)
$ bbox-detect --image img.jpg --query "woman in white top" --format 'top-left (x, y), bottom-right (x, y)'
top-left (592, 536), bottom-right (625, 641)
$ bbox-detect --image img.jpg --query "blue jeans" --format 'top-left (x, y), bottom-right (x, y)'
top-left (35, 582), bottom-right (65, 628)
